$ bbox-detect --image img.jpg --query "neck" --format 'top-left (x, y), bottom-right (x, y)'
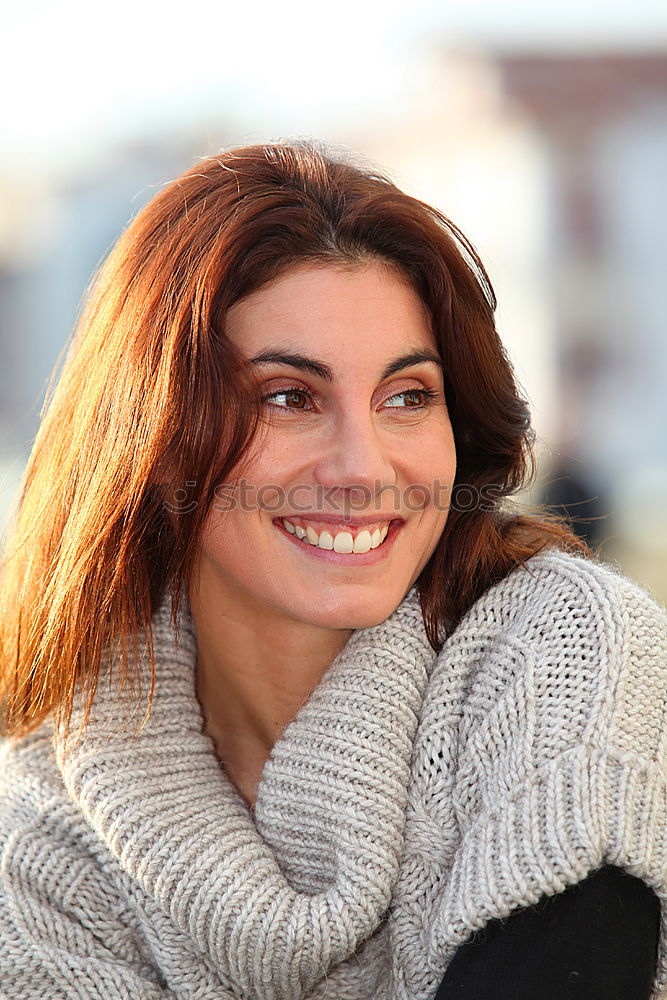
top-left (188, 571), bottom-right (353, 807)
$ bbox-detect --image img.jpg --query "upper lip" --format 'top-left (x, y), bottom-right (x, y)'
top-left (276, 514), bottom-right (403, 526)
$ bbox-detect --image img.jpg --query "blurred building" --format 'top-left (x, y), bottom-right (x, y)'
top-left (498, 53), bottom-right (667, 595)
top-left (498, 54), bottom-right (667, 534)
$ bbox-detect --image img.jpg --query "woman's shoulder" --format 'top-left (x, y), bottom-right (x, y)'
top-left (430, 547), bottom-right (667, 766)
top-left (447, 545), bottom-right (667, 659)
top-left (1, 726), bottom-right (58, 800)
top-left (412, 552), bottom-right (667, 998)
top-left (1, 727), bottom-right (68, 846)
top-left (0, 724), bottom-right (100, 874)
top-left (501, 548), bottom-right (667, 693)
top-left (0, 726), bottom-right (130, 921)
top-left (514, 544), bottom-right (664, 613)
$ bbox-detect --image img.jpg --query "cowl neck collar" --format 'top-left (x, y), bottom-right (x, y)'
top-left (55, 587), bottom-right (436, 999)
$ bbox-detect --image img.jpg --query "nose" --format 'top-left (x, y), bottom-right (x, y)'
top-left (310, 408), bottom-right (398, 508)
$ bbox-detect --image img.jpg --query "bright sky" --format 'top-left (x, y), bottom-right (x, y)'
top-left (2, 0), bottom-right (667, 170)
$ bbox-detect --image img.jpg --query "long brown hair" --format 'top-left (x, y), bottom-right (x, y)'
top-left (0, 139), bottom-right (588, 739)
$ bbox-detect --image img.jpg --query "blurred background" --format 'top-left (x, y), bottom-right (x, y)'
top-left (1, 0), bottom-right (666, 601)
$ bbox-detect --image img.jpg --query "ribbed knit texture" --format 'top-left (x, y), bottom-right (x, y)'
top-left (2, 549), bottom-right (667, 998)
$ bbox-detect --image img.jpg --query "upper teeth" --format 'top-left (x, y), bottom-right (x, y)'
top-left (281, 519), bottom-right (390, 553)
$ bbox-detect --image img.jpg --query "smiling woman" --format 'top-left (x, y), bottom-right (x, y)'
top-left (192, 262), bottom-right (457, 803)
top-left (195, 264), bottom-right (455, 622)
top-left (0, 140), bottom-right (666, 1000)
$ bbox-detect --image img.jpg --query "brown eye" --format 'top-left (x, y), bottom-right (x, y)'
top-left (262, 387), bottom-right (315, 411)
top-left (384, 388), bottom-right (439, 409)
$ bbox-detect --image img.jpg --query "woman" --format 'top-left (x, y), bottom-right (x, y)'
top-left (0, 140), bottom-right (665, 999)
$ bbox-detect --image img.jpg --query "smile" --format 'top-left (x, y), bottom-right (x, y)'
top-left (281, 517), bottom-right (391, 553)
top-left (274, 516), bottom-right (403, 564)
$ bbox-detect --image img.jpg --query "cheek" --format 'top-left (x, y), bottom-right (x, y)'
top-left (197, 510), bottom-right (236, 566)
top-left (437, 419), bottom-right (457, 472)
top-left (252, 425), bottom-right (300, 472)
top-left (222, 444), bottom-right (297, 520)
top-left (408, 428), bottom-right (456, 479)
top-left (201, 500), bottom-right (257, 548)
top-left (403, 430), bottom-right (456, 516)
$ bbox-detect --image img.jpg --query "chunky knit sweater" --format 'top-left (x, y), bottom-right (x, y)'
top-left (2, 548), bottom-right (667, 999)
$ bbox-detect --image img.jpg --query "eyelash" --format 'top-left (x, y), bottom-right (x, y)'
top-left (261, 386), bottom-right (440, 412)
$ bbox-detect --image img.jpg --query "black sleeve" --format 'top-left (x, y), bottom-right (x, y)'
top-left (434, 865), bottom-right (661, 1000)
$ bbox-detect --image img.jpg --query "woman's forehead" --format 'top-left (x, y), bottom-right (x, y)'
top-left (224, 261), bottom-right (437, 362)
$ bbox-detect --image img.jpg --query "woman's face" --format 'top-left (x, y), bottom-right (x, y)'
top-left (192, 261), bottom-right (456, 633)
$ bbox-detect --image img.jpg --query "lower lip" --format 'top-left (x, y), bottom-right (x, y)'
top-left (273, 519), bottom-right (404, 565)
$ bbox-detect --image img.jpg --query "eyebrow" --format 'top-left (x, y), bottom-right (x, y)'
top-left (247, 348), bottom-right (444, 382)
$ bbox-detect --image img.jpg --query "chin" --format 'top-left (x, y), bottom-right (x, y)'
top-left (294, 590), bottom-right (407, 632)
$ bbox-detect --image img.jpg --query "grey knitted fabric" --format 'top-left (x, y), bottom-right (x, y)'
top-left (2, 548), bottom-right (667, 999)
